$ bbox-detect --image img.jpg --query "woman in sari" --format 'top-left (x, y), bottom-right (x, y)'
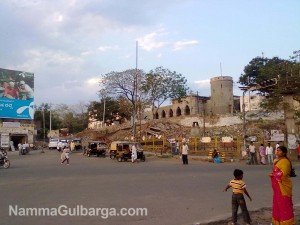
top-left (212, 149), bottom-right (221, 163)
top-left (259, 143), bottom-right (266, 164)
top-left (269, 146), bottom-right (295, 225)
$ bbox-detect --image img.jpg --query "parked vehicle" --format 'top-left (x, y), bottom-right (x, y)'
top-left (60, 139), bottom-right (69, 148)
top-left (86, 141), bottom-right (108, 157)
top-left (0, 149), bottom-right (10, 169)
top-left (72, 138), bottom-right (82, 151)
top-left (48, 138), bottom-right (59, 150)
top-left (109, 141), bottom-right (145, 162)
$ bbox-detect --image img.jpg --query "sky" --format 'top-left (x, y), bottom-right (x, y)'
top-left (0, 0), bottom-right (299, 106)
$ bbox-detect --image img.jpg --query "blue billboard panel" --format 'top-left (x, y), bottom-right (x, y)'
top-left (0, 68), bottom-right (34, 119)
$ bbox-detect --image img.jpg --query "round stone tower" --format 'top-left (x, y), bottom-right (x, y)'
top-left (210, 76), bottom-right (233, 115)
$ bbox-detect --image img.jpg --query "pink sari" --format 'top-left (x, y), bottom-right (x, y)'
top-left (271, 158), bottom-right (295, 225)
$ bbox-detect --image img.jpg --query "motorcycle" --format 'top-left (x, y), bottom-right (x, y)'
top-left (0, 149), bottom-right (10, 169)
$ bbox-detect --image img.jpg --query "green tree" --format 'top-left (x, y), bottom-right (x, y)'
top-left (34, 103), bottom-right (62, 140)
top-left (239, 52), bottom-right (300, 147)
top-left (239, 53), bottom-right (300, 110)
top-left (141, 66), bottom-right (189, 116)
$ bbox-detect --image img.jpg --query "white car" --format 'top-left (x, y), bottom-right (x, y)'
top-left (48, 138), bottom-right (59, 150)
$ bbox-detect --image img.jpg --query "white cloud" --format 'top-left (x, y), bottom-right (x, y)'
top-left (173, 40), bottom-right (199, 51)
top-left (98, 45), bottom-right (119, 52)
top-left (86, 77), bottom-right (101, 86)
top-left (138, 30), bottom-right (168, 51)
top-left (194, 79), bottom-right (210, 87)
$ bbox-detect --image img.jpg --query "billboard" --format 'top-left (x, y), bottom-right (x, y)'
top-left (0, 68), bottom-right (34, 119)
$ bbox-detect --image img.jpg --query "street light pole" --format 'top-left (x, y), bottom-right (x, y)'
top-left (102, 95), bottom-right (106, 127)
top-left (41, 108), bottom-right (45, 153)
top-left (242, 89), bottom-right (247, 147)
top-left (132, 41), bottom-right (138, 141)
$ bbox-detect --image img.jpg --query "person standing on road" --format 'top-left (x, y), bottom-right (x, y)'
top-left (249, 142), bottom-right (258, 165)
top-left (18, 143), bottom-right (22, 155)
top-left (57, 141), bottom-right (62, 152)
top-left (259, 143), bottom-right (266, 165)
top-left (61, 146), bottom-right (70, 165)
top-left (266, 143), bottom-right (274, 165)
top-left (297, 142), bottom-right (300, 161)
top-left (175, 140), bottom-right (179, 155)
top-left (269, 146), bottom-right (295, 224)
top-left (275, 142), bottom-right (280, 157)
top-left (224, 169), bottom-right (252, 225)
top-left (181, 142), bottom-right (189, 165)
top-left (131, 143), bottom-right (138, 163)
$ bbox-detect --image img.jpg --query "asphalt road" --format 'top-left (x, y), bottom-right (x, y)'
top-left (1, 150), bottom-right (300, 225)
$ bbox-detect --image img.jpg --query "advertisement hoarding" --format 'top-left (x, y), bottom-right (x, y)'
top-left (0, 68), bottom-right (34, 119)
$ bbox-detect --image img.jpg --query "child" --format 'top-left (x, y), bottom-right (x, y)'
top-left (223, 169), bottom-right (252, 225)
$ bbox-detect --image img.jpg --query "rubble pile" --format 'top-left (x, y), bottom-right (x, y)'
top-left (74, 115), bottom-right (286, 146)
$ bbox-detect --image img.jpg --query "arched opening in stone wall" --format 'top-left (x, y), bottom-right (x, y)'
top-left (155, 112), bottom-right (159, 119)
top-left (169, 109), bottom-right (173, 117)
top-left (176, 107), bottom-right (182, 116)
top-left (161, 110), bottom-right (166, 118)
top-left (185, 105), bottom-right (190, 115)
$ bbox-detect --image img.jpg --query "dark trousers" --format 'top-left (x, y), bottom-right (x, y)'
top-left (182, 154), bottom-right (188, 164)
top-left (232, 193), bottom-right (251, 224)
top-left (249, 152), bottom-right (258, 165)
top-left (62, 158), bottom-right (69, 164)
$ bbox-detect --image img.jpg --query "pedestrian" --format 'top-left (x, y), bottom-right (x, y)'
top-left (61, 146), bottom-right (70, 165)
top-left (57, 140), bottom-right (62, 152)
top-left (259, 143), bottom-right (266, 165)
top-left (175, 140), bottom-right (179, 155)
top-left (297, 142), bottom-right (300, 161)
top-left (223, 169), bottom-right (252, 225)
top-left (131, 143), bottom-right (138, 163)
top-left (18, 143), bottom-right (22, 155)
top-left (266, 143), bottom-right (274, 165)
top-left (249, 142), bottom-right (258, 165)
top-left (181, 142), bottom-right (189, 165)
top-left (275, 142), bottom-right (280, 157)
top-left (269, 146), bottom-right (295, 224)
top-left (70, 141), bottom-right (75, 152)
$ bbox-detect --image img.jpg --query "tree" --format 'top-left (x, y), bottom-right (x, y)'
top-left (101, 69), bottom-right (145, 109)
top-left (239, 53), bottom-right (300, 106)
top-left (141, 66), bottom-right (189, 116)
top-left (239, 52), bottom-right (300, 148)
top-left (34, 103), bottom-right (62, 140)
top-left (87, 96), bottom-right (132, 125)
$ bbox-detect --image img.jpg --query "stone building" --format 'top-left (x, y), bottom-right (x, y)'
top-left (146, 76), bottom-right (236, 120)
top-left (209, 76), bottom-right (234, 115)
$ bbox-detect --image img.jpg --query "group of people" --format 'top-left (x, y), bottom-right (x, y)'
top-left (246, 141), bottom-right (282, 165)
top-left (0, 80), bottom-right (34, 100)
top-left (224, 145), bottom-right (296, 225)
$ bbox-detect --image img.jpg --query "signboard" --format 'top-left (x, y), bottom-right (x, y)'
top-left (0, 68), bottom-right (34, 119)
top-left (0, 133), bottom-right (10, 148)
top-left (246, 136), bottom-right (257, 142)
top-left (3, 122), bottom-right (20, 128)
top-left (201, 137), bottom-right (211, 143)
top-left (288, 134), bottom-right (297, 149)
top-left (270, 130), bottom-right (284, 142)
top-left (222, 137), bottom-right (233, 143)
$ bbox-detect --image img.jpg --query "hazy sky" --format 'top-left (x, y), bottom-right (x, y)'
top-left (0, 0), bottom-right (299, 106)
